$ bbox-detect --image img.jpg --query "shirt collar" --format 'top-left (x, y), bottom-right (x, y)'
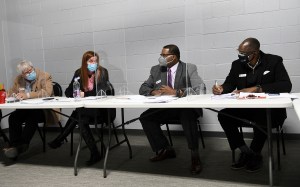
top-left (168, 62), bottom-right (179, 74)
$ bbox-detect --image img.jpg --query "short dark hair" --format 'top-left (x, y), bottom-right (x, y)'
top-left (243, 38), bottom-right (260, 50)
top-left (163, 44), bottom-right (180, 60)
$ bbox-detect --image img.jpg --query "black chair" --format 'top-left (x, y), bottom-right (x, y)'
top-left (232, 122), bottom-right (286, 170)
top-left (69, 109), bottom-right (118, 156)
top-left (37, 81), bottom-right (66, 152)
top-left (0, 110), bottom-right (10, 145)
top-left (70, 84), bottom-right (118, 156)
top-left (161, 119), bottom-right (205, 149)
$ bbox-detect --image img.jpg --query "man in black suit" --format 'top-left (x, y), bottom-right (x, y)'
top-left (139, 44), bottom-right (204, 174)
top-left (212, 38), bottom-right (292, 172)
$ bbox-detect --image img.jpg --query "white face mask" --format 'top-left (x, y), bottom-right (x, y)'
top-left (158, 55), bottom-right (174, 67)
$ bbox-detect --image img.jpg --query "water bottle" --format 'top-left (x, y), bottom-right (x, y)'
top-left (199, 83), bottom-right (206, 95)
top-left (73, 77), bottom-right (80, 100)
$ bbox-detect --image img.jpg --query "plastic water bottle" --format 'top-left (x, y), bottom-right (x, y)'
top-left (73, 77), bottom-right (80, 100)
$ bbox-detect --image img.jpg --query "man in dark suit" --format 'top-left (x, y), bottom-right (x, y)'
top-left (139, 44), bottom-right (204, 174)
top-left (212, 38), bottom-right (292, 172)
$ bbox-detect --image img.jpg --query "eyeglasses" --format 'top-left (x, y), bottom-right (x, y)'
top-left (237, 50), bottom-right (256, 57)
top-left (22, 68), bottom-right (34, 76)
top-left (160, 53), bottom-right (174, 58)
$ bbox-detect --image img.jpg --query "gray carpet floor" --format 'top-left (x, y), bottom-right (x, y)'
top-left (0, 131), bottom-right (300, 187)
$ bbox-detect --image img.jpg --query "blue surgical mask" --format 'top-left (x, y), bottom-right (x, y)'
top-left (87, 63), bottom-right (97, 72)
top-left (26, 70), bottom-right (36, 81)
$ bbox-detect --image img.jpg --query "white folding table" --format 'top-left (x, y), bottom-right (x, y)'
top-left (84, 94), bottom-right (293, 187)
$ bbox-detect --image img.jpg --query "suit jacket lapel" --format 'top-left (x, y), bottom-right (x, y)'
top-left (160, 66), bottom-right (167, 86)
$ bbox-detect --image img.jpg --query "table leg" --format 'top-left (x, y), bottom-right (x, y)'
top-left (121, 108), bottom-right (132, 159)
top-left (266, 109), bottom-right (273, 187)
top-left (103, 108), bottom-right (111, 178)
top-left (74, 132), bottom-right (82, 176)
top-left (74, 109), bottom-right (82, 176)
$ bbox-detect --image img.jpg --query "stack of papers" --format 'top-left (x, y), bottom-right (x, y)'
top-left (238, 92), bottom-right (266, 99)
top-left (211, 92), bottom-right (298, 100)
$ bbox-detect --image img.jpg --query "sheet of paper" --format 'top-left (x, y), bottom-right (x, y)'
top-left (211, 93), bottom-right (238, 100)
top-left (143, 96), bottom-right (178, 103)
top-left (20, 98), bottom-right (45, 104)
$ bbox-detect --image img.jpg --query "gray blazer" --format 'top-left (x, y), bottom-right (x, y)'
top-left (139, 61), bottom-right (204, 117)
top-left (139, 61), bottom-right (204, 96)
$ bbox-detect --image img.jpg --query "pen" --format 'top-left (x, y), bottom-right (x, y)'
top-left (215, 80), bottom-right (219, 87)
top-left (215, 80), bottom-right (219, 90)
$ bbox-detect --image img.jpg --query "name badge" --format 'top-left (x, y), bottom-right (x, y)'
top-left (263, 70), bottom-right (270, 75)
top-left (156, 80), bottom-right (161, 84)
top-left (239, 74), bottom-right (246, 77)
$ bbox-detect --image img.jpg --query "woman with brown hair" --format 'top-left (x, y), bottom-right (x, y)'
top-left (49, 51), bottom-right (115, 166)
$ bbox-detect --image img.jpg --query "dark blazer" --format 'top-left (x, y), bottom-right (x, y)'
top-left (139, 61), bottom-right (204, 116)
top-left (65, 66), bottom-right (116, 121)
top-left (139, 61), bottom-right (204, 96)
top-left (222, 51), bottom-right (292, 94)
top-left (222, 51), bottom-right (292, 122)
top-left (65, 66), bottom-right (113, 97)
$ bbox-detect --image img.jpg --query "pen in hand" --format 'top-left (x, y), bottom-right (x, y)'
top-left (213, 80), bottom-right (223, 95)
top-left (215, 80), bottom-right (220, 90)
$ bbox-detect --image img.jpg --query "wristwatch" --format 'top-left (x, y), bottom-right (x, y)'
top-left (176, 89), bottom-right (181, 97)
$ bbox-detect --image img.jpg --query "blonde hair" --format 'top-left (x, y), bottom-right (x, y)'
top-left (17, 60), bottom-right (33, 74)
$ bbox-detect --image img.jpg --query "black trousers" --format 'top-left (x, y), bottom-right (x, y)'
top-left (218, 108), bottom-right (286, 153)
top-left (140, 108), bottom-right (199, 152)
top-left (8, 109), bottom-right (45, 146)
top-left (76, 108), bottom-right (115, 154)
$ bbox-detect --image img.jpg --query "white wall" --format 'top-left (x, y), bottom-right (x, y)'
top-left (1, 0), bottom-right (300, 133)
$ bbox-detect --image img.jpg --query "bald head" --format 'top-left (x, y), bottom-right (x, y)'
top-left (239, 38), bottom-right (260, 51)
top-left (238, 38), bottom-right (260, 66)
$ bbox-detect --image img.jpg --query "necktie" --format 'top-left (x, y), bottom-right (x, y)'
top-left (168, 68), bottom-right (172, 88)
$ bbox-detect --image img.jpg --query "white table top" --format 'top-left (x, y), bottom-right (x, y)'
top-left (0, 95), bottom-right (294, 110)
top-left (83, 94), bottom-right (293, 109)
top-left (0, 97), bottom-right (84, 109)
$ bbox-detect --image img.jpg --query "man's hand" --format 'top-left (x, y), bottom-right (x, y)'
top-left (159, 85), bottom-right (176, 95)
top-left (212, 85), bottom-right (223, 95)
top-left (151, 89), bottom-right (162, 96)
top-left (16, 92), bottom-right (28, 100)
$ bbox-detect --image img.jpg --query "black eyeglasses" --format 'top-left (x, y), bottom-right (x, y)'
top-left (160, 53), bottom-right (174, 58)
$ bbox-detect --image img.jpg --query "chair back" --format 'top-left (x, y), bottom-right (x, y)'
top-left (52, 82), bottom-right (63, 97)
top-left (106, 81), bottom-right (115, 96)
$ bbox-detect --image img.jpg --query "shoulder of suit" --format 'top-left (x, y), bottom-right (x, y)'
top-left (261, 53), bottom-right (283, 64)
top-left (35, 68), bottom-right (51, 77)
